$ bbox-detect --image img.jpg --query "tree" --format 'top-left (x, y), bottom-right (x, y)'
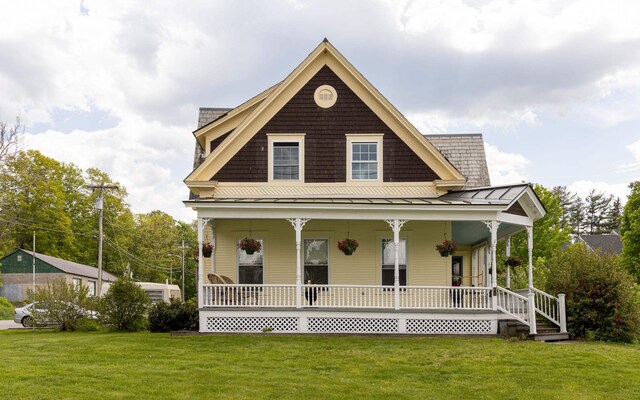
top-left (0, 117), bottom-right (23, 167)
top-left (603, 197), bottom-right (623, 233)
top-left (98, 279), bottom-right (150, 331)
top-left (620, 181), bottom-right (640, 280)
top-left (569, 195), bottom-right (586, 235)
top-left (128, 210), bottom-right (180, 282)
top-left (552, 186), bottom-right (578, 230)
top-left (28, 277), bottom-right (94, 331)
top-left (545, 244), bottom-right (640, 342)
top-left (585, 190), bottom-right (611, 234)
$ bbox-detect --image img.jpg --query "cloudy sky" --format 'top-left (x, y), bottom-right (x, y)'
top-left (2, 0), bottom-right (639, 221)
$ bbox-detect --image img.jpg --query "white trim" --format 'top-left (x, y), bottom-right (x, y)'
top-left (346, 134), bottom-right (383, 182)
top-left (380, 237), bottom-right (408, 286)
top-left (267, 134), bottom-right (305, 183)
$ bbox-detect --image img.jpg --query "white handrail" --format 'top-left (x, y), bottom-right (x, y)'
top-left (531, 287), bottom-right (561, 327)
top-left (496, 287), bottom-right (530, 326)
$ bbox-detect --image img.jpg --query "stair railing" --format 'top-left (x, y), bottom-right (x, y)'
top-left (530, 287), bottom-right (567, 334)
top-left (496, 287), bottom-right (532, 331)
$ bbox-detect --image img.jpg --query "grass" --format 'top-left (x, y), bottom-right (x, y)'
top-left (0, 331), bottom-right (639, 399)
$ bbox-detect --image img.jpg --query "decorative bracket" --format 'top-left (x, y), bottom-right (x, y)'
top-left (287, 218), bottom-right (310, 231)
top-left (481, 220), bottom-right (501, 231)
top-left (385, 219), bottom-right (407, 232)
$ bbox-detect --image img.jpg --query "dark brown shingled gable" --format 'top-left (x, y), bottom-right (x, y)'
top-left (505, 201), bottom-right (528, 217)
top-left (212, 66), bottom-right (439, 183)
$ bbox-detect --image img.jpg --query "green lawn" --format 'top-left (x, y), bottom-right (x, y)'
top-left (0, 331), bottom-right (638, 399)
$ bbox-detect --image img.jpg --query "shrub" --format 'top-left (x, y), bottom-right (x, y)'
top-left (27, 278), bottom-right (94, 331)
top-left (0, 296), bottom-right (14, 320)
top-left (148, 298), bottom-right (198, 332)
top-left (98, 279), bottom-right (150, 332)
top-left (545, 244), bottom-right (640, 342)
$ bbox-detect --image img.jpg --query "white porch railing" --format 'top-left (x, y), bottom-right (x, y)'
top-left (203, 284), bottom-right (492, 310)
top-left (531, 287), bottom-right (567, 333)
top-left (496, 286), bottom-right (530, 326)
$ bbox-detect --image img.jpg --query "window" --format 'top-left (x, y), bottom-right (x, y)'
top-left (313, 85), bottom-right (337, 108)
top-left (346, 134), bottom-right (383, 182)
top-left (267, 134), bottom-right (305, 182)
top-left (87, 281), bottom-right (96, 296)
top-left (452, 256), bottom-right (463, 286)
top-left (238, 239), bottom-right (264, 284)
top-left (17, 255), bottom-right (22, 262)
top-left (273, 142), bottom-right (299, 180)
top-left (381, 238), bottom-right (407, 286)
top-left (352, 143), bottom-right (378, 180)
top-left (72, 278), bottom-right (81, 290)
top-left (303, 239), bottom-right (329, 284)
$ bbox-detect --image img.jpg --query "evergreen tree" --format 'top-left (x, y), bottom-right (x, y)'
top-left (569, 195), bottom-right (586, 235)
top-left (585, 190), bottom-right (611, 234)
top-left (603, 197), bottom-right (623, 233)
top-left (552, 186), bottom-right (577, 230)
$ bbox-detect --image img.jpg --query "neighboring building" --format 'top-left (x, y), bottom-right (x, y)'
top-left (0, 249), bottom-right (117, 302)
top-left (574, 232), bottom-right (623, 255)
top-left (183, 40), bottom-right (567, 338)
top-left (101, 281), bottom-right (182, 303)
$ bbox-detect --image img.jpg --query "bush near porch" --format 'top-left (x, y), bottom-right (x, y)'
top-left (1, 331), bottom-right (639, 399)
top-left (545, 244), bottom-right (640, 343)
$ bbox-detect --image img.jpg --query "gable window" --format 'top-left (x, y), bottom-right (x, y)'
top-left (238, 238), bottom-right (264, 284)
top-left (346, 134), bottom-right (383, 182)
top-left (273, 142), bottom-right (299, 180)
top-left (381, 238), bottom-right (407, 286)
top-left (267, 134), bottom-right (305, 182)
top-left (303, 239), bottom-right (329, 284)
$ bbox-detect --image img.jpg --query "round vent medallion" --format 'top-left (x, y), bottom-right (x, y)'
top-left (314, 85), bottom-right (337, 108)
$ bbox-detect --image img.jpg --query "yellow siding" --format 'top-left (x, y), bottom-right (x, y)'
top-left (209, 219), bottom-right (462, 286)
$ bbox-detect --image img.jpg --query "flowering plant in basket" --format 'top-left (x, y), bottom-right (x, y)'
top-left (505, 255), bottom-right (522, 267)
top-left (202, 243), bottom-right (213, 257)
top-left (239, 238), bottom-right (261, 255)
top-left (337, 238), bottom-right (359, 255)
top-left (436, 239), bottom-right (456, 257)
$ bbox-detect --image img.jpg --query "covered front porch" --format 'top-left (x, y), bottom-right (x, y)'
top-left (188, 186), bottom-right (567, 336)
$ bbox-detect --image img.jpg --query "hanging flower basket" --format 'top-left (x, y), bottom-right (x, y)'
top-left (436, 239), bottom-right (456, 257)
top-left (202, 243), bottom-right (213, 258)
top-left (505, 255), bottom-right (522, 268)
top-left (337, 238), bottom-right (359, 256)
top-left (239, 237), bottom-right (261, 255)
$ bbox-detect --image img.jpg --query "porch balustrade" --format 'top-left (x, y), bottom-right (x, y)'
top-left (202, 283), bottom-right (492, 310)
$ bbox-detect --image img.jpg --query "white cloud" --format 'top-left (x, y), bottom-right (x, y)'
top-left (23, 118), bottom-right (195, 222)
top-left (617, 139), bottom-right (640, 173)
top-left (484, 143), bottom-right (530, 185)
top-left (568, 180), bottom-right (630, 202)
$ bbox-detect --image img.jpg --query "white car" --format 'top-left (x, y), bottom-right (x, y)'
top-left (13, 303), bottom-right (46, 327)
top-left (13, 303), bottom-right (96, 327)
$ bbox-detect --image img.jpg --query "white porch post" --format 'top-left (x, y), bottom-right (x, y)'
top-left (505, 235), bottom-right (511, 290)
top-left (210, 220), bottom-right (215, 274)
top-left (528, 291), bottom-right (537, 335)
top-left (386, 219), bottom-right (407, 310)
top-left (288, 218), bottom-right (309, 309)
top-left (526, 226), bottom-right (534, 290)
top-left (558, 293), bottom-right (568, 334)
top-left (197, 217), bottom-right (210, 309)
top-left (483, 220), bottom-right (499, 310)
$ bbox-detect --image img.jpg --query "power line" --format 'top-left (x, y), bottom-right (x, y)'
top-left (0, 217), bottom-right (96, 238)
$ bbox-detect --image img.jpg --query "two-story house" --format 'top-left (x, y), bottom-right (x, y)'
top-left (184, 40), bottom-right (567, 337)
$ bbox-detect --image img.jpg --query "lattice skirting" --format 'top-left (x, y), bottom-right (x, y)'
top-left (206, 316), bottom-right (298, 333)
top-left (203, 314), bottom-right (496, 335)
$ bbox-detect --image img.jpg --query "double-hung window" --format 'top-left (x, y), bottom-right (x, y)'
top-left (303, 239), bottom-right (329, 284)
top-left (381, 238), bottom-right (407, 286)
top-left (346, 134), bottom-right (383, 182)
top-left (238, 239), bottom-right (264, 284)
top-left (268, 134), bottom-right (305, 182)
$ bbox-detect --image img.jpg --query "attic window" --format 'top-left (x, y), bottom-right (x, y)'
top-left (314, 85), bottom-right (337, 108)
top-left (17, 255), bottom-right (22, 262)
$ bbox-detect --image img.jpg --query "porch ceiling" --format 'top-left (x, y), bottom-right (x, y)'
top-left (452, 221), bottom-right (525, 245)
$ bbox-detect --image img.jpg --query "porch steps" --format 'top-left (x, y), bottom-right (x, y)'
top-left (499, 319), bottom-right (570, 342)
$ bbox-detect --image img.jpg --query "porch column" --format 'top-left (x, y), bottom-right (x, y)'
top-left (197, 217), bottom-right (211, 309)
top-left (505, 235), bottom-right (511, 290)
top-left (526, 226), bottom-right (533, 290)
top-left (483, 220), bottom-right (499, 310)
top-left (210, 220), bottom-right (216, 274)
top-left (288, 218), bottom-right (309, 309)
top-left (386, 219), bottom-right (407, 311)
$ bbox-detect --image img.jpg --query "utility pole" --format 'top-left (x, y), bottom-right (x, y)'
top-left (32, 231), bottom-right (36, 294)
top-left (89, 183), bottom-right (118, 296)
top-left (181, 240), bottom-right (186, 301)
